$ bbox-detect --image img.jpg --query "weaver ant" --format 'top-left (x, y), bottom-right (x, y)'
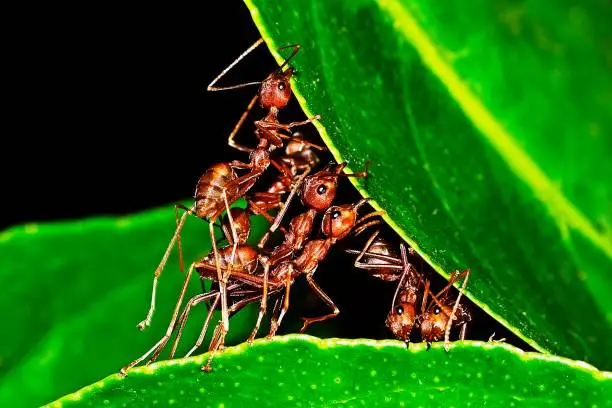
top-left (198, 199), bottom-right (384, 351)
top-left (121, 207), bottom-right (262, 376)
top-left (346, 231), bottom-right (471, 350)
top-left (257, 161), bottom-right (371, 249)
top-left (246, 135), bottom-right (321, 229)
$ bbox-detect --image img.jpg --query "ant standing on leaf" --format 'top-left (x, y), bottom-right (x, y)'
top-left (196, 198), bottom-right (384, 371)
top-left (346, 230), bottom-right (472, 350)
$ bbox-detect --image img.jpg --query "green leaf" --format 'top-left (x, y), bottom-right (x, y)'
top-left (0, 201), bottom-right (264, 407)
top-left (243, 0), bottom-right (612, 369)
top-left (46, 335), bottom-right (612, 407)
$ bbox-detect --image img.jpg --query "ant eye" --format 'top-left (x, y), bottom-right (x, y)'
top-left (317, 184), bottom-right (327, 194)
top-left (332, 210), bottom-right (341, 219)
top-left (395, 306), bottom-right (404, 315)
top-left (433, 306), bottom-right (441, 315)
top-left (278, 82), bottom-right (286, 91)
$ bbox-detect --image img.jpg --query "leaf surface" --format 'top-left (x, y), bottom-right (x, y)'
top-left (0, 201), bottom-right (263, 407)
top-left (243, 0), bottom-right (612, 368)
top-left (47, 335), bottom-right (612, 407)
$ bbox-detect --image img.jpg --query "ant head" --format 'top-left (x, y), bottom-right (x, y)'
top-left (385, 302), bottom-right (417, 342)
top-left (321, 202), bottom-right (362, 240)
top-left (259, 68), bottom-right (293, 110)
top-left (222, 208), bottom-right (250, 245)
top-left (420, 304), bottom-right (448, 343)
top-left (301, 172), bottom-right (339, 212)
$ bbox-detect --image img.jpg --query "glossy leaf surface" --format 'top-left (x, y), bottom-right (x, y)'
top-left (47, 335), bottom-right (612, 407)
top-left (244, 0), bottom-right (612, 368)
top-left (0, 201), bottom-right (262, 407)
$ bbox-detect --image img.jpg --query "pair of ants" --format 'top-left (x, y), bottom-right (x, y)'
top-left (119, 38), bottom-right (472, 376)
top-left (346, 230), bottom-right (471, 350)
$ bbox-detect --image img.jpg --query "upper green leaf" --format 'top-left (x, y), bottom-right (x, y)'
top-left (47, 335), bottom-right (612, 408)
top-left (243, 0), bottom-right (612, 369)
top-left (0, 201), bottom-right (263, 407)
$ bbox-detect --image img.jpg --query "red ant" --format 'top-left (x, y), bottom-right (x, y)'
top-left (136, 39), bottom-right (322, 348)
top-left (346, 232), bottom-right (471, 350)
top-left (257, 161), bottom-right (371, 249)
top-left (120, 207), bottom-right (262, 376)
top-left (198, 199), bottom-right (384, 354)
top-left (246, 135), bottom-right (321, 229)
top-left (418, 269), bottom-right (471, 351)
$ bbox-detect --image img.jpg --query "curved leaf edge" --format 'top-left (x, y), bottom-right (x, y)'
top-left (45, 334), bottom-right (612, 407)
top-left (243, 0), bottom-right (547, 356)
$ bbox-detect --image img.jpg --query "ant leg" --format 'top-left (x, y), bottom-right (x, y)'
top-left (390, 244), bottom-right (412, 309)
top-left (228, 94), bottom-right (258, 153)
top-left (137, 203), bottom-right (194, 331)
top-left (183, 294), bottom-right (221, 358)
top-left (299, 274), bottom-right (339, 333)
top-left (268, 273), bottom-right (292, 338)
top-left (174, 205), bottom-right (185, 274)
top-left (120, 263), bottom-right (195, 375)
top-left (459, 323), bottom-right (468, 341)
top-left (202, 322), bottom-right (225, 372)
top-left (270, 295), bottom-right (283, 323)
top-left (209, 221), bottom-right (229, 350)
top-left (169, 292), bottom-right (219, 359)
top-left (247, 259), bottom-right (270, 344)
top-left (258, 167), bottom-right (311, 248)
top-left (352, 229), bottom-right (381, 268)
top-left (443, 269), bottom-right (470, 352)
top-left (247, 199), bottom-right (288, 234)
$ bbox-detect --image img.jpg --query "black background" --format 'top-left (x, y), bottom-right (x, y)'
top-left (4, 3), bottom-right (282, 230)
top-left (4, 2), bottom-right (530, 347)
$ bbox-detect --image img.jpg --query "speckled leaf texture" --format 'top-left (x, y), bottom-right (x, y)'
top-left (244, 0), bottom-right (612, 369)
top-left (47, 335), bottom-right (612, 408)
top-left (0, 201), bottom-right (262, 407)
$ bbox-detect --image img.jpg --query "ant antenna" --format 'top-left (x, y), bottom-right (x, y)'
top-left (207, 38), bottom-right (264, 92)
top-left (276, 43), bottom-right (301, 72)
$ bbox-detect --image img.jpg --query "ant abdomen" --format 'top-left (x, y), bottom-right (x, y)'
top-left (222, 208), bottom-right (251, 246)
top-left (198, 245), bottom-right (258, 275)
top-left (259, 69), bottom-right (293, 110)
top-left (194, 163), bottom-right (237, 219)
top-left (364, 239), bottom-right (402, 282)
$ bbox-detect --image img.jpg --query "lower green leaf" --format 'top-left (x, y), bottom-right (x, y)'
top-left (47, 335), bottom-right (612, 407)
top-left (0, 200), bottom-right (263, 407)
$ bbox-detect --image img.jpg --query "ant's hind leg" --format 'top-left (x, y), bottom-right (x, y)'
top-left (137, 203), bottom-right (194, 331)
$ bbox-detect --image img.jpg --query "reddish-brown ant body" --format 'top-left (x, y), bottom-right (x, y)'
top-left (121, 208), bottom-right (261, 376)
top-left (136, 38), bottom-right (321, 350)
top-left (419, 269), bottom-right (471, 350)
top-left (198, 198), bottom-right (384, 350)
top-left (246, 137), bottom-right (320, 228)
top-left (346, 232), bottom-right (471, 349)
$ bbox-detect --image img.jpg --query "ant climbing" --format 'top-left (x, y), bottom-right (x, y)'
top-left (246, 134), bottom-right (321, 230)
top-left (120, 207), bottom-right (266, 376)
top-left (196, 198), bottom-right (384, 371)
top-left (136, 38), bottom-right (323, 353)
top-left (257, 161), bottom-right (371, 249)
